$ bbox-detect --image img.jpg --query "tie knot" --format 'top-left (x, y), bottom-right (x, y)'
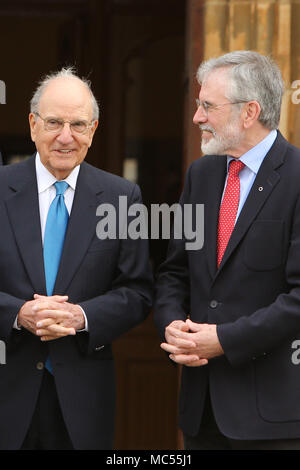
top-left (54, 181), bottom-right (69, 196)
top-left (228, 159), bottom-right (244, 177)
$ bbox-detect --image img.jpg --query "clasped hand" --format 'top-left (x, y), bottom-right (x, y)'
top-left (17, 294), bottom-right (85, 341)
top-left (161, 319), bottom-right (224, 367)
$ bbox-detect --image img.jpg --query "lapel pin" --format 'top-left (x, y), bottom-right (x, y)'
top-left (258, 186), bottom-right (264, 192)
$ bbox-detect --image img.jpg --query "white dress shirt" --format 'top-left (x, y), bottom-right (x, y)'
top-left (35, 152), bottom-right (79, 240)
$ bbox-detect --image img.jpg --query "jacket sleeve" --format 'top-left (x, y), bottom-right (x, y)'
top-left (153, 165), bottom-right (195, 341)
top-left (0, 292), bottom-right (26, 345)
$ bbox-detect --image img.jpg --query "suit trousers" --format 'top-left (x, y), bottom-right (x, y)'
top-left (184, 390), bottom-right (300, 451)
top-left (21, 369), bottom-right (73, 450)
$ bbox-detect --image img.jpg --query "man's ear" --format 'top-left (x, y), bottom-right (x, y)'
top-left (29, 113), bottom-right (37, 142)
top-left (88, 120), bottom-right (99, 148)
top-left (242, 101), bottom-right (261, 129)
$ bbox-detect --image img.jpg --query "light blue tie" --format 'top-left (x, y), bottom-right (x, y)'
top-left (43, 181), bottom-right (69, 372)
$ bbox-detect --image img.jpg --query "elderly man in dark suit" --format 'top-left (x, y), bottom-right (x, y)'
top-left (154, 50), bottom-right (300, 450)
top-left (0, 68), bottom-right (153, 450)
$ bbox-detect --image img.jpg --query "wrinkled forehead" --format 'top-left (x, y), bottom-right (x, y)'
top-left (38, 77), bottom-right (93, 118)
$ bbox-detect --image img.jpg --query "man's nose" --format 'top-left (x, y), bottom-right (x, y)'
top-left (56, 123), bottom-right (74, 143)
top-left (193, 105), bottom-right (207, 125)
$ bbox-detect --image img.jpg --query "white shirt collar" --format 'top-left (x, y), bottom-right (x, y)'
top-left (35, 152), bottom-right (80, 193)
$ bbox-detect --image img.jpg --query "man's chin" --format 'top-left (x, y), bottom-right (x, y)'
top-left (201, 139), bottom-right (224, 155)
top-left (201, 137), bottom-right (239, 156)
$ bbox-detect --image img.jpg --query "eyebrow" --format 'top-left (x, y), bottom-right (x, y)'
top-left (202, 100), bottom-right (214, 106)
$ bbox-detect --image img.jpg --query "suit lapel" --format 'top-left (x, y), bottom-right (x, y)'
top-left (214, 132), bottom-right (287, 278)
top-left (4, 156), bottom-right (47, 294)
top-left (53, 162), bottom-right (104, 294)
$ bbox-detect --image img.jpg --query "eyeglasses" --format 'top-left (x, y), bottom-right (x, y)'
top-left (34, 112), bottom-right (94, 135)
top-left (195, 99), bottom-right (249, 117)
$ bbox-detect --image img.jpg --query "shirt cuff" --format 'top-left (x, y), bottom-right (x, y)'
top-left (13, 316), bottom-right (22, 330)
top-left (77, 305), bottom-right (89, 332)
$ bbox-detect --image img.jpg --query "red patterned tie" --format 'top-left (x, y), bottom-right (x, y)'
top-left (217, 159), bottom-right (245, 268)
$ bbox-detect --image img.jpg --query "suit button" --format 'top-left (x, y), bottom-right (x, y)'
top-left (210, 300), bottom-right (218, 309)
top-left (36, 362), bottom-right (44, 370)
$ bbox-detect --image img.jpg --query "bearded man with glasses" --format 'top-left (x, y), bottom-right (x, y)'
top-left (154, 50), bottom-right (300, 450)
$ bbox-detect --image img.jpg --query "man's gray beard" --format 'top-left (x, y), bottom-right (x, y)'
top-left (201, 136), bottom-right (226, 155)
top-left (200, 122), bottom-right (244, 155)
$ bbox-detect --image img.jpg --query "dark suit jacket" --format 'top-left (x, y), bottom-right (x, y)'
top-left (0, 154), bottom-right (153, 450)
top-left (154, 132), bottom-right (300, 440)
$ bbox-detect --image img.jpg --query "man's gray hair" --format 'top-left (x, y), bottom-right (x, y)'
top-left (196, 50), bottom-right (284, 130)
top-left (30, 66), bottom-right (99, 121)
